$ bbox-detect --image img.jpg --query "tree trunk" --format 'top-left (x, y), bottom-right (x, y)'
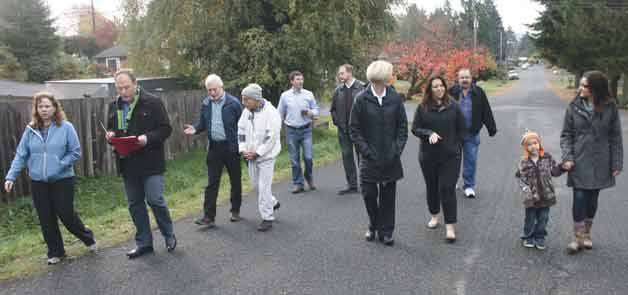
top-left (574, 70), bottom-right (583, 89)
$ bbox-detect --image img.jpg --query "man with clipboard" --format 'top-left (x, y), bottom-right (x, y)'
top-left (105, 69), bottom-right (177, 259)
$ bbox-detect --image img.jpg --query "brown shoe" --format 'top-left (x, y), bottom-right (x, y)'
top-left (567, 223), bottom-right (585, 254)
top-left (583, 219), bottom-right (593, 249)
top-left (230, 212), bottom-right (241, 222)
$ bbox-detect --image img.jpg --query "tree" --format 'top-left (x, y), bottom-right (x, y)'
top-left (0, 0), bottom-right (59, 82)
top-left (63, 35), bottom-right (100, 58)
top-left (532, 0), bottom-right (628, 97)
top-left (121, 0), bottom-right (399, 103)
top-left (0, 46), bottom-right (27, 81)
top-left (396, 4), bottom-right (429, 43)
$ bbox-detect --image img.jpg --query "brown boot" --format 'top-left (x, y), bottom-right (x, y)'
top-left (567, 222), bottom-right (585, 255)
top-left (583, 219), bottom-right (593, 250)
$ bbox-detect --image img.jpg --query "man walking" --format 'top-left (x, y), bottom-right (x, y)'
top-left (330, 64), bottom-right (365, 195)
top-left (278, 71), bottom-right (320, 194)
top-left (449, 68), bottom-right (497, 198)
top-left (238, 84), bottom-right (282, 232)
top-left (184, 74), bottom-right (243, 227)
top-left (106, 69), bottom-right (176, 258)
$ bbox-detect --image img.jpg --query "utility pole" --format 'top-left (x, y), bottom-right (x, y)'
top-left (472, 0), bottom-right (478, 53)
top-left (499, 29), bottom-right (503, 63)
top-left (91, 0), bottom-right (96, 34)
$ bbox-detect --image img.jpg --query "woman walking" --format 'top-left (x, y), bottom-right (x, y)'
top-left (560, 70), bottom-right (623, 254)
top-left (412, 76), bottom-right (466, 242)
top-left (350, 60), bottom-right (408, 246)
top-left (4, 92), bottom-right (96, 264)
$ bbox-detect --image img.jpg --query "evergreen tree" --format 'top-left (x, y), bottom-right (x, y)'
top-left (0, 0), bottom-right (59, 82)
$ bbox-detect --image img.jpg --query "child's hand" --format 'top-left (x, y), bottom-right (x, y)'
top-left (562, 161), bottom-right (574, 171)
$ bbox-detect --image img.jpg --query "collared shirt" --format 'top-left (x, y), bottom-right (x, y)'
top-left (277, 87), bottom-right (320, 127)
top-left (345, 78), bottom-right (356, 89)
top-left (210, 93), bottom-right (226, 141)
top-left (459, 89), bottom-right (473, 128)
top-left (371, 85), bottom-right (386, 106)
top-left (117, 93), bottom-right (140, 131)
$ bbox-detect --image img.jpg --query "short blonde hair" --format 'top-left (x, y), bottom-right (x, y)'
top-left (366, 60), bottom-right (393, 83)
top-left (204, 74), bottom-right (223, 88)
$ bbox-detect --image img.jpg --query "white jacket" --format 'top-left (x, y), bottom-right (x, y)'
top-left (237, 99), bottom-right (282, 161)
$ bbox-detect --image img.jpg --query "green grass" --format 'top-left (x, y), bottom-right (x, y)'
top-left (477, 79), bottom-right (515, 95)
top-left (0, 120), bottom-right (340, 281)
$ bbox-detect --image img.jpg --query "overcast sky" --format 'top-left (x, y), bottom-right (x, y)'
top-left (48, 0), bottom-right (543, 35)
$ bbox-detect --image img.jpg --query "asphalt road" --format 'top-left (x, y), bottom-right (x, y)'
top-left (2, 66), bottom-right (628, 295)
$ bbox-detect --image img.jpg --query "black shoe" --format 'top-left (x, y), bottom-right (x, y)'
top-left (126, 246), bottom-right (154, 259)
top-left (382, 236), bottom-right (395, 246)
top-left (365, 230), bottom-right (376, 242)
top-left (230, 212), bottom-right (241, 222)
top-left (338, 188), bottom-right (358, 195)
top-left (307, 181), bottom-right (317, 191)
top-left (194, 217), bottom-right (215, 227)
top-left (257, 220), bottom-right (273, 232)
top-left (292, 187), bottom-right (305, 194)
top-left (166, 236), bottom-right (177, 252)
top-left (273, 202), bottom-right (281, 211)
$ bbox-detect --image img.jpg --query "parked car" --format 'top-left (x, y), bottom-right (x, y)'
top-left (508, 70), bottom-right (520, 80)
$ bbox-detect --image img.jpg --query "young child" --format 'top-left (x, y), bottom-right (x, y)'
top-left (515, 130), bottom-right (565, 250)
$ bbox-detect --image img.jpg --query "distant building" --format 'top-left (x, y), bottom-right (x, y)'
top-left (45, 77), bottom-right (183, 99)
top-left (93, 44), bottom-right (128, 73)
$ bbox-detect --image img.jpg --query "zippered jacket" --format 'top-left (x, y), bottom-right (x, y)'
top-left (6, 120), bottom-right (81, 182)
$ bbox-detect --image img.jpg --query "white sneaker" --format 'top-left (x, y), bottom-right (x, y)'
top-left (47, 257), bottom-right (62, 265)
top-left (88, 242), bottom-right (98, 252)
top-left (464, 188), bottom-right (476, 198)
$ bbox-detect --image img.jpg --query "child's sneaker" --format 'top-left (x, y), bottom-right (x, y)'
top-left (535, 239), bottom-right (546, 250)
top-left (522, 238), bottom-right (535, 248)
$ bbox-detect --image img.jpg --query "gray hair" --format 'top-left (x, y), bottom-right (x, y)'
top-left (204, 74), bottom-right (224, 88)
top-left (458, 68), bottom-right (472, 77)
top-left (366, 60), bottom-right (393, 83)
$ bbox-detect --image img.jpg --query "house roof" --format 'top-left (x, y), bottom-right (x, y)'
top-left (0, 80), bottom-right (46, 97)
top-left (93, 44), bottom-right (128, 59)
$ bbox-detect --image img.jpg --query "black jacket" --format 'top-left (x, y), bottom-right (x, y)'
top-left (449, 84), bottom-right (497, 136)
top-left (411, 101), bottom-right (467, 163)
top-left (107, 89), bottom-right (172, 177)
top-left (349, 86), bottom-right (408, 183)
top-left (560, 96), bottom-right (623, 189)
top-left (193, 92), bottom-right (243, 153)
top-left (330, 80), bottom-right (365, 130)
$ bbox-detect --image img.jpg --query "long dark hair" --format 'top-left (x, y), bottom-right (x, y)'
top-left (583, 70), bottom-right (613, 111)
top-left (421, 76), bottom-right (451, 111)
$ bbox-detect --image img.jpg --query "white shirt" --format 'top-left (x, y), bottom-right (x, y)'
top-left (344, 78), bottom-right (356, 89)
top-left (370, 85), bottom-right (386, 106)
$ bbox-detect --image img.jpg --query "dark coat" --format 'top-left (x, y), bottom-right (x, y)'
top-left (560, 96), bottom-right (623, 189)
top-left (449, 84), bottom-right (497, 136)
top-left (107, 89), bottom-right (172, 177)
top-left (515, 153), bottom-right (564, 208)
top-left (193, 92), bottom-right (243, 153)
top-left (330, 80), bottom-right (365, 130)
top-left (349, 86), bottom-right (408, 183)
top-left (411, 101), bottom-right (467, 163)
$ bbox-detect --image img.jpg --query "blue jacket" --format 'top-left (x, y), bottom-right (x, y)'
top-left (193, 92), bottom-right (243, 153)
top-left (5, 121), bottom-right (81, 182)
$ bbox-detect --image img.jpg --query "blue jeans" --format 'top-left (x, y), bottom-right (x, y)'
top-left (286, 126), bottom-right (313, 188)
top-left (522, 207), bottom-right (550, 242)
top-left (462, 133), bottom-right (480, 189)
top-left (572, 189), bottom-right (600, 223)
top-left (123, 174), bottom-right (174, 248)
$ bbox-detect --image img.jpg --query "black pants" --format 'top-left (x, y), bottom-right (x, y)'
top-left (362, 181), bottom-right (397, 237)
top-left (420, 156), bottom-right (461, 224)
top-left (204, 141), bottom-right (242, 220)
top-left (31, 177), bottom-right (95, 258)
top-left (338, 127), bottom-right (359, 189)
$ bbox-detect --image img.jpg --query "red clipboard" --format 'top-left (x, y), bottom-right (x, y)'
top-left (109, 136), bottom-right (142, 156)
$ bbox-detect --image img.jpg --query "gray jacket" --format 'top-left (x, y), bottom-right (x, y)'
top-left (330, 80), bottom-right (365, 130)
top-left (560, 96), bottom-right (623, 189)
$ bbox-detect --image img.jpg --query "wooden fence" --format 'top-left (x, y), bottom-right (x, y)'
top-left (0, 90), bottom-right (208, 202)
